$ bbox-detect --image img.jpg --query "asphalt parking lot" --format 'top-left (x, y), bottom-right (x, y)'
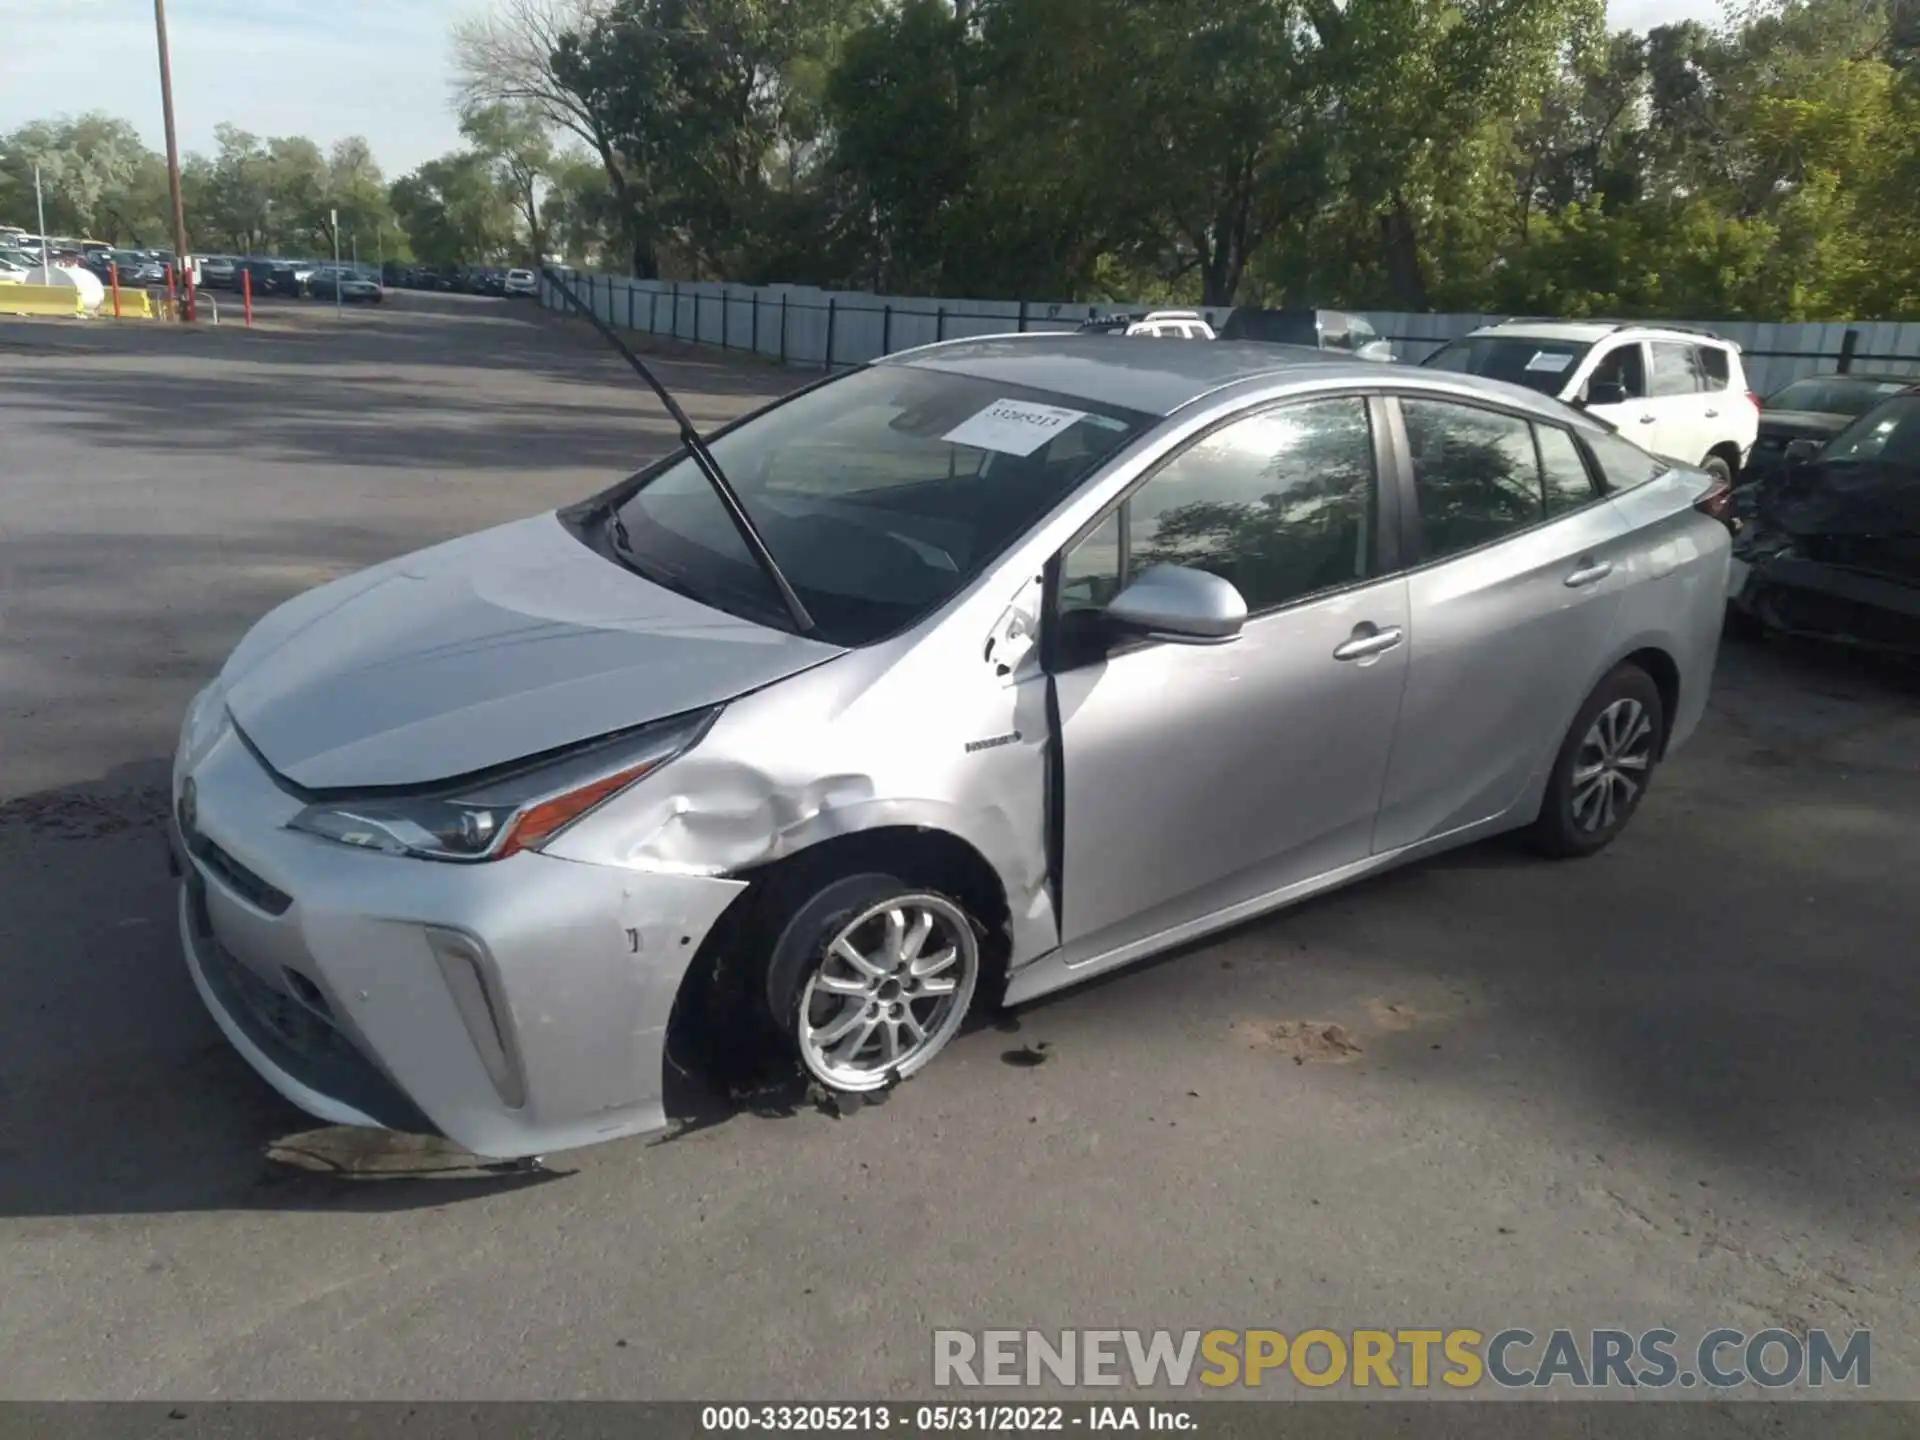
top-left (3, 294), bottom-right (1918, 1405)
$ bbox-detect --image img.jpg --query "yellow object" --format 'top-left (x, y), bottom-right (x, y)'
top-left (113, 289), bottom-right (157, 319)
top-left (0, 283), bottom-right (87, 317)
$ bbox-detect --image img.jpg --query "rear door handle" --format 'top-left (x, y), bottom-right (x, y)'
top-left (1332, 625), bottom-right (1404, 662)
top-left (1564, 559), bottom-right (1614, 588)
top-left (1704, 408), bottom-right (1719, 418)
top-left (1638, 415), bottom-right (1656, 425)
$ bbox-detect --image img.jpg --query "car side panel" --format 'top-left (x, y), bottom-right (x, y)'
top-left (1371, 502), bottom-right (1634, 853)
top-left (1589, 472), bottom-right (1731, 757)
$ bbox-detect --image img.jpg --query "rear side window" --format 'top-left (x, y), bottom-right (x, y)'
top-left (1400, 399), bottom-right (1544, 558)
top-left (1695, 346), bottom-right (1732, 389)
top-left (1536, 425), bottom-right (1600, 516)
top-left (1583, 429), bottom-right (1670, 492)
top-left (1650, 342), bottom-right (1701, 396)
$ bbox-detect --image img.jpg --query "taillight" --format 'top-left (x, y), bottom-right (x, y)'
top-left (1695, 475), bottom-right (1738, 531)
top-left (1746, 390), bottom-right (1762, 412)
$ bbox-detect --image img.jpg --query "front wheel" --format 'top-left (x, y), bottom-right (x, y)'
top-left (763, 874), bottom-right (981, 1094)
top-left (1529, 665), bottom-right (1665, 858)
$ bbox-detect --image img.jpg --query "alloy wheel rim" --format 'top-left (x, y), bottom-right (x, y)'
top-left (797, 895), bottom-right (978, 1091)
top-left (1570, 698), bottom-right (1655, 834)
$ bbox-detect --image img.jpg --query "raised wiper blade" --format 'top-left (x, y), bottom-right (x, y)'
top-left (540, 266), bottom-right (816, 637)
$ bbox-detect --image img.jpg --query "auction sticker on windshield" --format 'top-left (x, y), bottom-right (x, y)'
top-left (1525, 351), bottom-right (1575, 373)
top-left (944, 399), bottom-right (1091, 456)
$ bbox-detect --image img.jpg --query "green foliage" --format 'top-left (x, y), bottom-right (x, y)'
top-left (10, 0), bottom-right (1916, 312)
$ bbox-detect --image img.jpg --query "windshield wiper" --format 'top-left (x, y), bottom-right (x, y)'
top-left (540, 266), bottom-right (816, 637)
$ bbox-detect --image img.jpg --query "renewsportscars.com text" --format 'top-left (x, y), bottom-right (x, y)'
top-left (933, 1327), bottom-right (1871, 1391)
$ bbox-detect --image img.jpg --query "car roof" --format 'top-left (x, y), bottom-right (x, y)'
top-left (1468, 319), bottom-right (1735, 346)
top-left (885, 334), bottom-right (1373, 417)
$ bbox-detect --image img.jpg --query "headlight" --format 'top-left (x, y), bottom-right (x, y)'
top-left (179, 680), bottom-right (230, 765)
top-left (286, 709), bottom-right (715, 862)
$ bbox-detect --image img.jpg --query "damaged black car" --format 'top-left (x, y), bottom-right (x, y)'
top-left (1730, 389), bottom-right (1920, 656)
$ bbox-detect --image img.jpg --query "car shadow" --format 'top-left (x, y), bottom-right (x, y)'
top-left (0, 761), bottom-right (563, 1216)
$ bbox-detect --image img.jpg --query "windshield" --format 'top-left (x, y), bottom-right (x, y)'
top-left (1423, 336), bottom-right (1592, 395)
top-left (1822, 394), bottom-right (1920, 464)
top-left (605, 365), bottom-right (1150, 645)
top-left (1767, 377), bottom-right (1910, 417)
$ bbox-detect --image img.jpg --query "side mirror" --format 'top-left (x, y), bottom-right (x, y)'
top-left (1106, 565), bottom-right (1247, 645)
top-left (1584, 379), bottom-right (1628, 407)
top-left (1783, 437), bottom-right (1821, 466)
top-left (1356, 339), bottom-right (1396, 363)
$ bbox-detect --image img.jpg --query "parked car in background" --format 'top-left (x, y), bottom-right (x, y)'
top-left (1743, 372), bottom-right (1917, 483)
top-left (97, 250), bottom-right (168, 286)
top-left (1218, 308), bottom-right (1394, 360)
top-left (238, 258), bottom-right (302, 297)
top-left (168, 335), bottom-right (1730, 1160)
top-left (1729, 389), bottom-right (1920, 654)
top-left (307, 267), bottom-right (385, 303)
top-left (1423, 320), bottom-right (1760, 486)
top-left (198, 255), bottom-right (239, 290)
top-left (1077, 310), bottom-right (1215, 339)
top-left (504, 267), bottom-right (539, 297)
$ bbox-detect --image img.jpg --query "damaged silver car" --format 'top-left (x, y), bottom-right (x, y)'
top-left (171, 332), bottom-right (1731, 1159)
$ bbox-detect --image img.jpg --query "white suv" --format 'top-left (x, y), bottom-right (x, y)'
top-left (1423, 320), bottom-right (1759, 483)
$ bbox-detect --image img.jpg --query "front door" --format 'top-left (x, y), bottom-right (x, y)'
top-left (1049, 395), bottom-right (1412, 963)
top-left (1580, 340), bottom-right (1657, 446)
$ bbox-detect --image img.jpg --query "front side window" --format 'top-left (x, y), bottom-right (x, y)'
top-left (1650, 342), bottom-right (1702, 397)
top-left (605, 366), bottom-right (1150, 645)
top-left (1056, 397), bottom-right (1379, 626)
top-left (1587, 343), bottom-right (1648, 400)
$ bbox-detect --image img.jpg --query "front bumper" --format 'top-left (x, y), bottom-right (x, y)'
top-left (171, 723), bottom-right (746, 1158)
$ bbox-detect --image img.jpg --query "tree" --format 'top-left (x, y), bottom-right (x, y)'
top-left (451, 0), bottom-right (659, 273)
top-left (390, 152), bottom-right (519, 267)
top-left (461, 102), bottom-right (555, 262)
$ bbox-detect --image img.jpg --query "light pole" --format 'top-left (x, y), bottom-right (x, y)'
top-left (1, 155), bottom-right (49, 279)
top-left (153, 0), bottom-right (191, 306)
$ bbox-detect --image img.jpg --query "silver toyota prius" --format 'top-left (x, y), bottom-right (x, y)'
top-left (170, 335), bottom-right (1732, 1159)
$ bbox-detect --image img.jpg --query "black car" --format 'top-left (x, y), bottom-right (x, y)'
top-left (237, 258), bottom-right (302, 297)
top-left (1731, 390), bottom-right (1920, 656)
top-left (1744, 372), bottom-right (1918, 483)
top-left (1216, 307), bottom-right (1394, 360)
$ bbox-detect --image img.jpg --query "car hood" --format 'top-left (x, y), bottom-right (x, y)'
top-left (1757, 459), bottom-right (1920, 541)
top-left (221, 512), bottom-right (845, 790)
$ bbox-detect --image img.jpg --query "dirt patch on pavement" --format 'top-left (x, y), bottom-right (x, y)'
top-left (0, 785), bottom-right (168, 839)
top-left (1232, 1019), bottom-right (1364, 1064)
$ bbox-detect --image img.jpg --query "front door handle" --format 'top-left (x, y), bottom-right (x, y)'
top-left (1638, 415), bottom-right (1656, 425)
top-left (1564, 559), bottom-right (1614, 588)
top-left (1332, 625), bottom-right (1404, 662)
top-left (1704, 408), bottom-right (1719, 418)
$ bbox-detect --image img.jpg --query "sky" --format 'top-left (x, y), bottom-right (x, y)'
top-left (0, 0), bottom-right (1724, 179)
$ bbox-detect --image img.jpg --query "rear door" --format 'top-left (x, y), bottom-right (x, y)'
top-left (1645, 340), bottom-right (1710, 467)
top-left (1371, 396), bottom-right (1633, 852)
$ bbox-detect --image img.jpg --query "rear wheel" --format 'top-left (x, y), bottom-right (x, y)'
top-left (1702, 453), bottom-right (1735, 487)
top-left (1529, 665), bottom-right (1665, 858)
top-left (763, 874), bottom-right (981, 1094)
